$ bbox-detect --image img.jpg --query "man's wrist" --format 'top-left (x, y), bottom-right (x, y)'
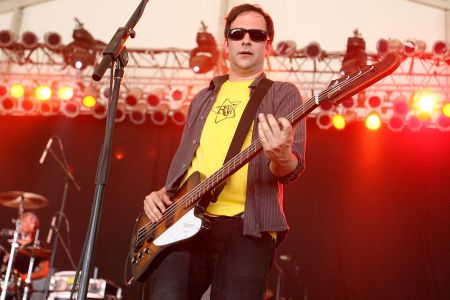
top-left (269, 153), bottom-right (298, 177)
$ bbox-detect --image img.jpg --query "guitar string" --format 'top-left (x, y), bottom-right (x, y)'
top-left (134, 66), bottom-right (375, 245)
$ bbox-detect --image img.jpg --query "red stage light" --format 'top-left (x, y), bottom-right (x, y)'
top-left (21, 31), bottom-right (38, 48)
top-left (115, 103), bottom-right (126, 122)
top-left (93, 103), bottom-right (107, 119)
top-left (170, 102), bottom-right (190, 126)
top-left (393, 98), bottom-right (409, 115)
top-left (125, 87), bottom-right (143, 107)
top-left (172, 89), bottom-right (183, 101)
top-left (1, 97), bottom-right (16, 111)
top-left (147, 94), bottom-right (160, 107)
top-left (388, 115), bottom-right (405, 132)
top-left (407, 115), bottom-right (422, 131)
top-left (113, 146), bottom-right (126, 161)
top-left (62, 100), bottom-right (80, 118)
top-left (342, 97), bottom-right (355, 109)
top-left (305, 42), bottom-right (322, 59)
top-left (125, 94), bottom-right (138, 106)
top-left (367, 95), bottom-right (382, 109)
top-left (44, 32), bottom-right (62, 49)
top-left (365, 113), bottom-right (381, 131)
top-left (39, 101), bottom-right (52, 114)
top-left (0, 30), bottom-right (14, 47)
top-left (21, 98), bottom-right (35, 112)
top-left (316, 113), bottom-right (332, 129)
top-left (436, 115), bottom-right (450, 131)
top-left (319, 102), bottom-right (333, 111)
top-left (276, 40), bottom-right (297, 57)
top-left (432, 40), bottom-right (449, 57)
top-left (0, 84), bottom-right (7, 97)
top-left (151, 101), bottom-right (170, 125)
top-left (146, 89), bottom-right (165, 107)
top-left (129, 103), bottom-right (147, 125)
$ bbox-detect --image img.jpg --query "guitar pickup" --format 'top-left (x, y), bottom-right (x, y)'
top-left (145, 229), bottom-right (156, 242)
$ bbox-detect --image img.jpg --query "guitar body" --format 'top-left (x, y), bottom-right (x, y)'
top-left (129, 171), bottom-right (210, 283)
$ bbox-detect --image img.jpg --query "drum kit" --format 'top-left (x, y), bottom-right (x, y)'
top-left (0, 191), bottom-right (51, 300)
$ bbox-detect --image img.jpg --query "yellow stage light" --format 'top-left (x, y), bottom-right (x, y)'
top-left (332, 114), bottom-right (346, 130)
top-left (365, 113), bottom-right (381, 131)
top-left (10, 84), bottom-right (24, 98)
top-left (35, 85), bottom-right (52, 101)
top-left (82, 95), bottom-right (96, 108)
top-left (58, 86), bottom-right (74, 100)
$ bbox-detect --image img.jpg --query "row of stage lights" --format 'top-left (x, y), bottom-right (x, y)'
top-left (1, 26), bottom-right (449, 131)
top-left (315, 92), bottom-right (450, 131)
top-left (0, 82), bottom-right (191, 126)
top-left (0, 21), bottom-right (103, 71)
top-left (1, 81), bottom-right (449, 131)
top-left (274, 38), bottom-right (449, 59)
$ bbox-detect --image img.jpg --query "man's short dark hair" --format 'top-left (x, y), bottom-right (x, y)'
top-left (224, 4), bottom-right (274, 42)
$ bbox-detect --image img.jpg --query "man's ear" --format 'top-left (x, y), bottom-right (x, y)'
top-left (265, 41), bottom-right (272, 57)
top-left (223, 38), bottom-right (229, 55)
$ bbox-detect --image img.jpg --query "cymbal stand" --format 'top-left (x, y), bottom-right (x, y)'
top-left (22, 229), bottom-right (40, 300)
top-left (0, 198), bottom-right (23, 300)
top-left (41, 136), bottom-right (80, 300)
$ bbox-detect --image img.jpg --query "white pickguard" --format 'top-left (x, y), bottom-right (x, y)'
top-left (153, 208), bottom-right (202, 246)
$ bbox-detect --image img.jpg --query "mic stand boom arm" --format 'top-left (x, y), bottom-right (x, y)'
top-left (41, 143), bottom-right (81, 300)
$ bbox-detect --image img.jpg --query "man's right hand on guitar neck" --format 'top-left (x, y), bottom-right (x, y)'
top-left (144, 187), bottom-right (173, 222)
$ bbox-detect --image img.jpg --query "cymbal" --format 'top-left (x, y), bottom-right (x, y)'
top-left (0, 191), bottom-right (48, 210)
top-left (17, 245), bottom-right (51, 258)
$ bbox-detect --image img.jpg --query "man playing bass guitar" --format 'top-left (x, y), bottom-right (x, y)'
top-left (143, 4), bottom-right (306, 299)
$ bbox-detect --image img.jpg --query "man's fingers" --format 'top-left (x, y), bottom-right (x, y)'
top-left (258, 113), bottom-right (275, 143)
top-left (144, 193), bottom-right (166, 221)
top-left (278, 118), bottom-right (293, 138)
top-left (266, 114), bottom-right (281, 136)
top-left (161, 193), bottom-right (173, 206)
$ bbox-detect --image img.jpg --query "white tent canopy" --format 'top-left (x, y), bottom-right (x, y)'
top-left (0, 0), bottom-right (446, 53)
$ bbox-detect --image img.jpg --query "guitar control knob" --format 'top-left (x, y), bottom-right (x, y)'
top-left (144, 247), bottom-right (150, 254)
top-left (138, 252), bottom-right (144, 259)
top-left (131, 257), bottom-right (137, 264)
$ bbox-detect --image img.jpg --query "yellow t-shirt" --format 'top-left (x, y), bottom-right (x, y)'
top-left (184, 79), bottom-right (254, 216)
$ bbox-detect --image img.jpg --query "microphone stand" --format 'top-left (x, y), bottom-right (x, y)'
top-left (74, 1), bottom-right (149, 299)
top-left (41, 144), bottom-right (81, 300)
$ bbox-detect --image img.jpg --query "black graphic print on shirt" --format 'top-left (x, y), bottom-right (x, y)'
top-left (211, 98), bottom-right (241, 123)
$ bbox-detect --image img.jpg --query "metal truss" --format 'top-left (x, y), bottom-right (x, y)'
top-left (1, 44), bottom-right (449, 129)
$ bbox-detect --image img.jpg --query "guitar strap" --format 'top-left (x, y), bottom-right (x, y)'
top-left (209, 77), bottom-right (274, 203)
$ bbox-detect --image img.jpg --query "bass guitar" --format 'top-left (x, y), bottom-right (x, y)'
top-left (128, 52), bottom-right (402, 283)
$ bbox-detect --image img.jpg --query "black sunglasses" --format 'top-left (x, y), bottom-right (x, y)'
top-left (227, 28), bottom-right (269, 43)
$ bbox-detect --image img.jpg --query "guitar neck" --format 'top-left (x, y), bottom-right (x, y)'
top-left (182, 52), bottom-right (402, 207)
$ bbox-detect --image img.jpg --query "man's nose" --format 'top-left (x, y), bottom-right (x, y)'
top-left (241, 32), bottom-right (252, 43)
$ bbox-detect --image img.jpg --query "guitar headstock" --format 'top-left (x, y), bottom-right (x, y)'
top-left (316, 53), bottom-right (402, 107)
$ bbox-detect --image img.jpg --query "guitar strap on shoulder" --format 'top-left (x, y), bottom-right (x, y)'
top-left (209, 77), bottom-right (274, 203)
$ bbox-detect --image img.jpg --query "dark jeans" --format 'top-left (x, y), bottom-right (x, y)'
top-left (147, 216), bottom-right (276, 300)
